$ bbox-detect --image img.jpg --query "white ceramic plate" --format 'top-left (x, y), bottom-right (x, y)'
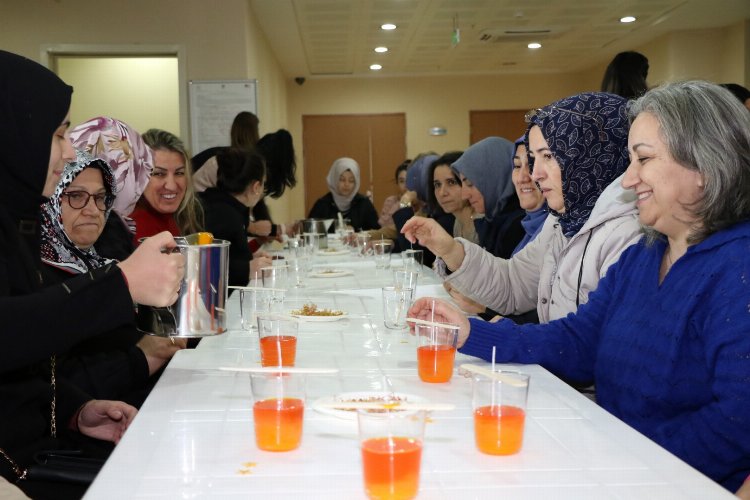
top-left (291, 312), bottom-right (348, 322)
top-left (313, 392), bottom-right (427, 419)
top-left (317, 248), bottom-right (350, 256)
top-left (310, 269), bottom-right (352, 278)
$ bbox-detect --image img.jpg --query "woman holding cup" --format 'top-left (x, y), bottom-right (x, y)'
top-left (402, 92), bottom-right (640, 323)
top-left (408, 81), bottom-right (750, 492)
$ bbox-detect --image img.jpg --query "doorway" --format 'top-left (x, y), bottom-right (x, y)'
top-left (54, 56), bottom-right (179, 136)
top-left (302, 113), bottom-right (407, 217)
top-left (42, 44), bottom-right (188, 143)
top-left (469, 109), bottom-right (528, 144)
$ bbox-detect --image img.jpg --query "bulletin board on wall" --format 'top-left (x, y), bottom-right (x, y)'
top-left (188, 79), bottom-right (258, 154)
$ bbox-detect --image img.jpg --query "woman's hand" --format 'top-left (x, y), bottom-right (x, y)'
top-left (401, 217), bottom-right (466, 270)
top-left (399, 190), bottom-right (418, 207)
top-left (446, 285), bottom-right (487, 315)
top-left (136, 335), bottom-right (186, 375)
top-left (407, 297), bottom-right (471, 348)
top-left (737, 479), bottom-right (750, 500)
top-left (77, 400), bottom-right (138, 444)
top-left (250, 256), bottom-right (273, 280)
top-left (117, 231), bottom-right (185, 307)
top-left (248, 220), bottom-right (273, 237)
top-left (253, 249), bottom-right (271, 259)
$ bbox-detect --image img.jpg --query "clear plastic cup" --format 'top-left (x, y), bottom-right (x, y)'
top-left (251, 372), bottom-right (305, 451)
top-left (415, 323), bottom-right (459, 383)
top-left (358, 410), bottom-right (426, 500)
top-left (382, 286), bottom-right (413, 330)
top-left (472, 371), bottom-right (530, 455)
top-left (257, 314), bottom-right (299, 367)
top-left (401, 249), bottom-right (423, 272)
top-left (373, 241), bottom-right (393, 269)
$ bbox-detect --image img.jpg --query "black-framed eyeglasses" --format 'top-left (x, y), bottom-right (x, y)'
top-left (61, 191), bottom-right (114, 211)
top-left (524, 106), bottom-right (604, 128)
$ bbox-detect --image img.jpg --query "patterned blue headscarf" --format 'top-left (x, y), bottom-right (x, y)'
top-left (526, 92), bottom-right (629, 237)
top-left (452, 137), bottom-right (516, 222)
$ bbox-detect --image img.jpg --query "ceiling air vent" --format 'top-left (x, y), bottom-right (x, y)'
top-left (478, 28), bottom-right (557, 43)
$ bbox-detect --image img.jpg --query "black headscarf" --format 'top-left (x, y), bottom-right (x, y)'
top-left (0, 51), bottom-right (73, 235)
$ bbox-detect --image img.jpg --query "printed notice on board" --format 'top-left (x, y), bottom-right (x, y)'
top-left (189, 80), bottom-right (257, 154)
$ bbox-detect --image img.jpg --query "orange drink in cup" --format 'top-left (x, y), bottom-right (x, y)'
top-left (358, 410), bottom-right (426, 500)
top-left (257, 315), bottom-right (298, 367)
top-left (251, 373), bottom-right (305, 451)
top-left (472, 371), bottom-right (529, 455)
top-left (415, 322), bottom-right (459, 383)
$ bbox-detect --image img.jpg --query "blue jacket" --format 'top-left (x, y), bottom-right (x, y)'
top-left (462, 221), bottom-right (750, 491)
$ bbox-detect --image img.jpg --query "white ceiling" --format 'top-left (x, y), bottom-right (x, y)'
top-left (249, 0), bottom-right (750, 78)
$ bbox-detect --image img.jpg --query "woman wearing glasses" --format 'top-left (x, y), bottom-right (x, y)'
top-left (39, 150), bottom-right (184, 406)
top-left (408, 81), bottom-right (750, 493)
top-left (0, 50), bottom-right (183, 498)
top-left (403, 92), bottom-right (641, 323)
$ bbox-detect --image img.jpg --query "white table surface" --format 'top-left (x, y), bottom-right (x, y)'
top-left (84, 259), bottom-right (733, 499)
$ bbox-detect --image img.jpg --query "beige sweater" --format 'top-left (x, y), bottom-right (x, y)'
top-left (437, 175), bottom-right (642, 323)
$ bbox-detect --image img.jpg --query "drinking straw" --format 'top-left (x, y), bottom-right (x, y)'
top-left (219, 367), bottom-right (339, 374)
top-left (318, 402), bottom-right (455, 411)
top-left (491, 346), bottom-right (497, 408)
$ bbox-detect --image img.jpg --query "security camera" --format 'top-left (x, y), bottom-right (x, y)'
top-left (294, 77), bottom-right (306, 86)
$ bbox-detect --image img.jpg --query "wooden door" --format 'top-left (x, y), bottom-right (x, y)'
top-left (469, 110), bottom-right (528, 144)
top-left (302, 114), bottom-right (407, 216)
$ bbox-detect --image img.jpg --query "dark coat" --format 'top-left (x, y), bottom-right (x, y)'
top-left (200, 188), bottom-right (253, 287)
top-left (308, 192), bottom-right (379, 232)
top-left (42, 264), bottom-right (151, 407)
top-left (474, 196), bottom-right (526, 259)
top-left (0, 51), bottom-right (135, 482)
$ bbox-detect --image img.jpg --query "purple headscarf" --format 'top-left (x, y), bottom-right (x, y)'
top-left (525, 92), bottom-right (629, 237)
top-left (70, 117), bottom-right (153, 217)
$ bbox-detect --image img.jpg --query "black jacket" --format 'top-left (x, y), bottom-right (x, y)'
top-left (200, 188), bottom-right (253, 287)
top-left (42, 264), bottom-right (151, 407)
top-left (308, 192), bottom-right (379, 232)
top-left (474, 197), bottom-right (526, 259)
top-left (0, 51), bottom-right (135, 482)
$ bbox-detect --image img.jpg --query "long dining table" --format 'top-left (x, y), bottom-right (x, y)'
top-left (84, 247), bottom-right (734, 499)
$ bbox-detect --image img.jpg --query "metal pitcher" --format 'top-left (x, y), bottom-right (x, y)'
top-left (136, 239), bottom-right (231, 338)
top-left (300, 218), bottom-right (331, 249)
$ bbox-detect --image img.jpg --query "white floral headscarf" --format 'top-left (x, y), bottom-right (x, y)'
top-left (70, 117), bottom-right (153, 217)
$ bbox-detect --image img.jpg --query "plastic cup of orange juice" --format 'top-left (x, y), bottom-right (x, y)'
top-left (472, 371), bottom-right (530, 455)
top-left (415, 322), bottom-right (459, 383)
top-left (250, 373), bottom-right (305, 451)
top-left (257, 315), bottom-right (298, 367)
top-left (358, 409), bottom-right (426, 500)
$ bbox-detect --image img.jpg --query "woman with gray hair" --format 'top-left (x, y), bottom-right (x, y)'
top-left (407, 81), bottom-right (750, 492)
